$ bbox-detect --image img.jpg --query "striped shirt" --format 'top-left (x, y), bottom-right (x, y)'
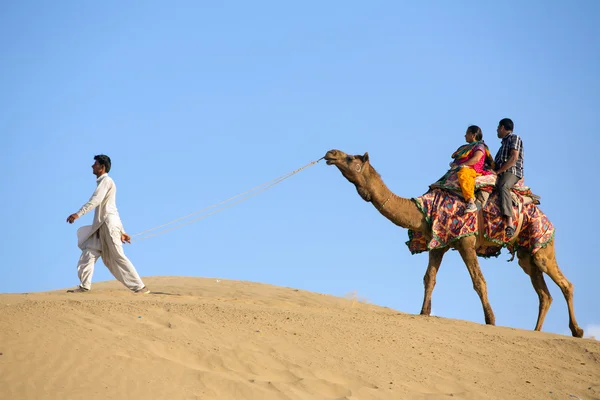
top-left (494, 133), bottom-right (524, 178)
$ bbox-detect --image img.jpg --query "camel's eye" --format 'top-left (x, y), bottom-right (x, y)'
top-left (346, 156), bottom-right (353, 162)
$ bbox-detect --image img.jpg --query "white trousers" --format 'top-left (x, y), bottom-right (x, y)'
top-left (76, 224), bottom-right (145, 291)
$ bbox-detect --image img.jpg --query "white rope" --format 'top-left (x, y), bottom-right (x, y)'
top-left (130, 158), bottom-right (323, 242)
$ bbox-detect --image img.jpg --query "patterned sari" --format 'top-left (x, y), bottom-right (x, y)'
top-left (452, 140), bottom-right (495, 173)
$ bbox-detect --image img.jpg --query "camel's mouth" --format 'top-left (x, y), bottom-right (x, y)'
top-left (324, 150), bottom-right (344, 166)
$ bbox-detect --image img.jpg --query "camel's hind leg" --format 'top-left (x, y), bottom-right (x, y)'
top-left (420, 247), bottom-right (449, 316)
top-left (516, 249), bottom-right (552, 331)
top-left (532, 239), bottom-right (584, 338)
top-left (456, 236), bottom-right (495, 325)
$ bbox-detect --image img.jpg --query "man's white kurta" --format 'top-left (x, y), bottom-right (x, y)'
top-left (75, 173), bottom-right (144, 291)
top-left (77, 174), bottom-right (124, 241)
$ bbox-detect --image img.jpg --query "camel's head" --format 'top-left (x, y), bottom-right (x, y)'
top-left (324, 149), bottom-right (374, 202)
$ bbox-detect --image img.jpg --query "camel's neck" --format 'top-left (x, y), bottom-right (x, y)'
top-left (364, 173), bottom-right (428, 232)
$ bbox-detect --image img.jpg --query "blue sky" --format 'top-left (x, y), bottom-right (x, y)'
top-left (2, 1), bottom-right (598, 338)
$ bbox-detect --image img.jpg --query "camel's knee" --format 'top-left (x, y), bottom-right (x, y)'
top-left (550, 275), bottom-right (574, 300)
top-left (539, 291), bottom-right (553, 305)
top-left (423, 271), bottom-right (436, 287)
top-left (423, 276), bottom-right (432, 288)
top-left (535, 255), bottom-right (575, 297)
top-left (471, 280), bottom-right (488, 296)
top-left (560, 280), bottom-right (574, 298)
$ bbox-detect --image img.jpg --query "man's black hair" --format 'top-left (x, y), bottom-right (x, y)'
top-left (94, 154), bottom-right (111, 173)
top-left (499, 118), bottom-right (514, 132)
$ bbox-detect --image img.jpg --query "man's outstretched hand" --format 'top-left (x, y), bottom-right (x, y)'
top-left (121, 233), bottom-right (131, 244)
top-left (66, 214), bottom-right (79, 224)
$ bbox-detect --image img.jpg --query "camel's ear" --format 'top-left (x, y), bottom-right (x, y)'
top-left (363, 152), bottom-right (369, 162)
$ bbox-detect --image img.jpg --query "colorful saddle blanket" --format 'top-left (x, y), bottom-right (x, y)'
top-left (406, 188), bottom-right (554, 258)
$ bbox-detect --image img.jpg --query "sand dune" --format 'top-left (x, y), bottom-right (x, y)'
top-left (1, 277), bottom-right (598, 400)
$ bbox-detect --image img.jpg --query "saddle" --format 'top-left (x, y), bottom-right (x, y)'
top-left (430, 170), bottom-right (540, 210)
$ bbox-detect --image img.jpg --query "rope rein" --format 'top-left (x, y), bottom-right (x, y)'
top-left (130, 157), bottom-right (323, 242)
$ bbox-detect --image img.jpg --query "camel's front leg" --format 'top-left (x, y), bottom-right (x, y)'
top-left (420, 248), bottom-right (448, 316)
top-left (456, 237), bottom-right (496, 325)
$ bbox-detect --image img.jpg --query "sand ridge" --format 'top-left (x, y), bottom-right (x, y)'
top-left (1, 276), bottom-right (598, 399)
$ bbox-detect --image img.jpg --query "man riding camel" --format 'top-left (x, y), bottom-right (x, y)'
top-left (493, 118), bottom-right (524, 238)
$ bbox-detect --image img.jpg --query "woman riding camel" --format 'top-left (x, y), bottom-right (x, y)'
top-left (450, 125), bottom-right (495, 212)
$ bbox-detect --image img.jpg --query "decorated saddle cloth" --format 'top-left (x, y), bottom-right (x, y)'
top-left (406, 188), bottom-right (554, 258)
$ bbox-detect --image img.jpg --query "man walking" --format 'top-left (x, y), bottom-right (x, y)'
top-left (66, 155), bottom-right (149, 293)
top-left (493, 118), bottom-right (524, 238)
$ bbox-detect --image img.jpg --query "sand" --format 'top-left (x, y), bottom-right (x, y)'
top-left (1, 276), bottom-right (598, 400)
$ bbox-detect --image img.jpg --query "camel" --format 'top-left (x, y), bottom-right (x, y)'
top-left (324, 149), bottom-right (584, 338)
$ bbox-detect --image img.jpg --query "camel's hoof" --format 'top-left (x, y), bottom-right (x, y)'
top-left (573, 327), bottom-right (584, 338)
